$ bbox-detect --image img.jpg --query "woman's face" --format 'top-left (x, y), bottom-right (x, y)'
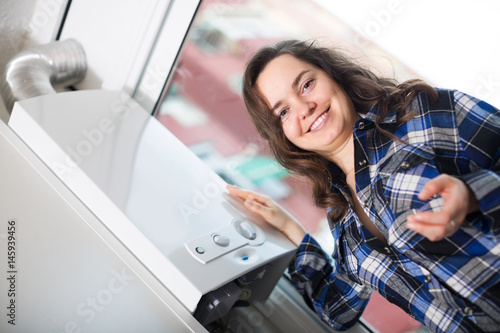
top-left (256, 54), bottom-right (358, 158)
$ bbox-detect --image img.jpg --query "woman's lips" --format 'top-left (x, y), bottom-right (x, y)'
top-left (308, 108), bottom-right (329, 132)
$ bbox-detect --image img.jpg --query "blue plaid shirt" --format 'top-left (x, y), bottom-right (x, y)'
top-left (288, 89), bottom-right (500, 332)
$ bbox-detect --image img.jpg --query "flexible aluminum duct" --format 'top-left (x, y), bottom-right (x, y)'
top-left (1, 39), bottom-right (87, 113)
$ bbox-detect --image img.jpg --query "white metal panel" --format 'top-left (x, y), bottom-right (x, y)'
top-left (0, 120), bottom-right (207, 332)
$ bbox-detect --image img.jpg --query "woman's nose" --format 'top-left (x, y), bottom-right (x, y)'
top-left (298, 100), bottom-right (315, 119)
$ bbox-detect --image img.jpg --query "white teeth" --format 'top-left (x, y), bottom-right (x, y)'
top-left (310, 112), bottom-right (326, 131)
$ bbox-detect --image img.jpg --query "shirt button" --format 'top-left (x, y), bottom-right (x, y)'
top-left (363, 200), bottom-right (369, 207)
top-left (358, 122), bottom-right (365, 130)
top-left (424, 276), bottom-right (431, 283)
top-left (359, 159), bottom-right (367, 166)
top-left (464, 307), bottom-right (473, 315)
top-left (401, 161), bottom-right (410, 170)
top-left (384, 247), bottom-right (391, 254)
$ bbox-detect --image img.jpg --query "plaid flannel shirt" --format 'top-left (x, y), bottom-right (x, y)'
top-left (288, 89), bottom-right (500, 332)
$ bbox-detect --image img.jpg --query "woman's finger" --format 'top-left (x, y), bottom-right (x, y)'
top-left (227, 184), bottom-right (271, 206)
top-left (227, 185), bottom-right (275, 219)
top-left (408, 211), bottom-right (451, 226)
top-left (407, 211), bottom-right (460, 241)
top-left (243, 199), bottom-right (271, 217)
top-left (406, 219), bottom-right (455, 241)
top-left (418, 174), bottom-right (449, 201)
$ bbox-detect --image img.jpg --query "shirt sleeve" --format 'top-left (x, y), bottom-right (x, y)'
top-left (288, 233), bottom-right (371, 330)
top-left (453, 90), bottom-right (500, 236)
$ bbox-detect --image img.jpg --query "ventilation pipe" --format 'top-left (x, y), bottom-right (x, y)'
top-left (1, 39), bottom-right (87, 113)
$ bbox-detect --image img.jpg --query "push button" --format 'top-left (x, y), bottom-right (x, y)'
top-left (232, 218), bottom-right (266, 246)
top-left (212, 234), bottom-right (230, 247)
top-left (236, 221), bottom-right (257, 240)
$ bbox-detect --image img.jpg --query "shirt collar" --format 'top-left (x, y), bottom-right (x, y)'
top-left (362, 104), bottom-right (399, 124)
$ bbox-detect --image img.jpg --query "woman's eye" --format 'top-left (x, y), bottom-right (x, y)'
top-left (278, 108), bottom-right (289, 121)
top-left (302, 79), bottom-right (314, 93)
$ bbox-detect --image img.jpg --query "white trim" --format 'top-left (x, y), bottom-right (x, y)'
top-left (27, 0), bottom-right (69, 45)
top-left (133, 0), bottom-right (201, 112)
top-left (59, 0), bottom-right (173, 94)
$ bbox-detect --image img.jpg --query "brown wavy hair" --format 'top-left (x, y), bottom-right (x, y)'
top-left (242, 39), bottom-right (437, 220)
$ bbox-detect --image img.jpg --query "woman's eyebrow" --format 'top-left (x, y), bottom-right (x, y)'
top-left (292, 69), bottom-right (310, 89)
top-left (270, 69), bottom-right (311, 113)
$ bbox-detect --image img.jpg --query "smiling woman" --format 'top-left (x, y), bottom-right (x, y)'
top-left (232, 38), bottom-right (500, 332)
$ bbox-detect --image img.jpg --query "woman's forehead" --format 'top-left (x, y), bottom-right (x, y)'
top-left (260, 54), bottom-right (313, 80)
top-left (256, 54), bottom-right (315, 104)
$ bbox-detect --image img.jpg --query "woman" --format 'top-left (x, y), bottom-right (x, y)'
top-left (227, 39), bottom-right (500, 332)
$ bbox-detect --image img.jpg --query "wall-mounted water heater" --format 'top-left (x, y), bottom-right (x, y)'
top-left (1, 89), bottom-right (296, 331)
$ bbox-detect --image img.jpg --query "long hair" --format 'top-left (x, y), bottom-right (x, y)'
top-left (242, 39), bottom-right (437, 220)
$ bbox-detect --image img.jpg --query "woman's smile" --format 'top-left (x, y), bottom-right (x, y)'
top-left (308, 108), bottom-right (329, 133)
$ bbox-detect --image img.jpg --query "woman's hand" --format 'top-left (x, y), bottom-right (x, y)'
top-left (226, 184), bottom-right (306, 246)
top-left (406, 174), bottom-right (480, 241)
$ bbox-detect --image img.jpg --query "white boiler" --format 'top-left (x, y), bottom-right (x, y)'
top-left (6, 89), bottom-right (296, 329)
